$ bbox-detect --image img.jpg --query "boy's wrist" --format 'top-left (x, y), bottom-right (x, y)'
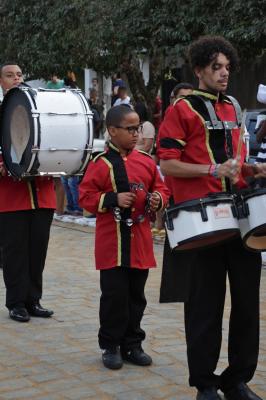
top-left (102, 192), bottom-right (118, 209)
top-left (151, 191), bottom-right (163, 211)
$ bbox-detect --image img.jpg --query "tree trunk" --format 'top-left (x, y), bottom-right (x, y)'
top-left (121, 54), bottom-right (163, 122)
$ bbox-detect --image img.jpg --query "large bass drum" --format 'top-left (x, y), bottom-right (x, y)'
top-left (165, 193), bottom-right (240, 251)
top-left (0, 86), bottom-right (93, 177)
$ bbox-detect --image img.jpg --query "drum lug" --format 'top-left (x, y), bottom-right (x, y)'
top-left (200, 200), bottom-right (208, 222)
top-left (31, 146), bottom-right (39, 153)
top-left (236, 196), bottom-right (250, 219)
top-left (85, 144), bottom-right (93, 152)
top-left (243, 202), bottom-right (250, 217)
top-left (164, 209), bottom-right (174, 231)
top-left (231, 196), bottom-right (239, 218)
top-left (31, 112), bottom-right (40, 118)
top-left (231, 203), bottom-right (239, 218)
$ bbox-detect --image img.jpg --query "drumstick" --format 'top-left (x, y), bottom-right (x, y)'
top-left (235, 108), bottom-right (247, 161)
top-left (231, 109), bottom-right (247, 186)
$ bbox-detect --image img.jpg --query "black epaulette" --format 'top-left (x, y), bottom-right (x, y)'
top-left (137, 150), bottom-right (153, 158)
top-left (92, 151), bottom-right (107, 162)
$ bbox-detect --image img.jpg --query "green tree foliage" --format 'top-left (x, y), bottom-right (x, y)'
top-left (0, 0), bottom-right (265, 108)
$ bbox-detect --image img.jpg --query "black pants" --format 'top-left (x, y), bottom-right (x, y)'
top-left (0, 247), bottom-right (3, 269)
top-left (0, 209), bottom-right (54, 309)
top-left (185, 237), bottom-right (261, 392)
top-left (99, 267), bottom-right (149, 351)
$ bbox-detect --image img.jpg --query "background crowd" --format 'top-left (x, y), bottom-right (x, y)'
top-left (48, 70), bottom-right (195, 238)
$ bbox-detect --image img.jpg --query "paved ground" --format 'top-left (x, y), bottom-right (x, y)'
top-left (0, 221), bottom-right (265, 400)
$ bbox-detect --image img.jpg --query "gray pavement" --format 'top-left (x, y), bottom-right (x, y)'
top-left (0, 221), bottom-right (265, 400)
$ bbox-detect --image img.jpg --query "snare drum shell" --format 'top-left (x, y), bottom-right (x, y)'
top-left (239, 193), bottom-right (266, 251)
top-left (166, 202), bottom-right (239, 250)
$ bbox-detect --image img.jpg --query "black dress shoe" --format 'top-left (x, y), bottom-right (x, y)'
top-left (224, 382), bottom-right (263, 400)
top-left (26, 302), bottom-right (54, 318)
top-left (9, 307), bottom-right (30, 322)
top-left (121, 348), bottom-right (152, 366)
top-left (102, 347), bottom-right (123, 370)
top-left (196, 387), bottom-right (221, 400)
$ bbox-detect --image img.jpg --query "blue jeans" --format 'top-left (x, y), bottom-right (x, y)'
top-left (61, 176), bottom-right (83, 213)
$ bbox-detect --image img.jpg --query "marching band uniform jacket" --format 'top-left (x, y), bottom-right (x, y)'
top-left (0, 157), bottom-right (56, 212)
top-left (157, 89), bottom-right (248, 204)
top-left (157, 90), bottom-right (248, 302)
top-left (0, 95), bottom-right (55, 212)
top-left (79, 143), bottom-right (169, 270)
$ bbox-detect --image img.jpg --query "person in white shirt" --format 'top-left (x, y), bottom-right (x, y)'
top-left (256, 85), bottom-right (266, 166)
top-left (134, 102), bottom-right (155, 154)
top-left (112, 86), bottom-right (131, 107)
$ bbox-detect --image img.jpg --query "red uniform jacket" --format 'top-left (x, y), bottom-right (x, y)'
top-left (157, 90), bottom-right (247, 203)
top-left (0, 155), bottom-right (56, 212)
top-left (79, 143), bottom-right (169, 270)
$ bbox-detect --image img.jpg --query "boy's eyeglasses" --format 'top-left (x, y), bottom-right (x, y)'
top-left (115, 125), bottom-right (143, 134)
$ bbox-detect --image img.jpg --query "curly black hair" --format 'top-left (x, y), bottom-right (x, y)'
top-left (188, 35), bottom-right (239, 72)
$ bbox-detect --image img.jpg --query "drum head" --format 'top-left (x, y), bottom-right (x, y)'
top-left (244, 224), bottom-right (266, 252)
top-left (0, 87), bottom-right (37, 177)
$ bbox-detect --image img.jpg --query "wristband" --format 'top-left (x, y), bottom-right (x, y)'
top-left (209, 164), bottom-right (221, 179)
top-left (208, 164), bottom-right (216, 176)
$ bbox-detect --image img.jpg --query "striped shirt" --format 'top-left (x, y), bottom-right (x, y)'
top-left (256, 114), bottom-right (266, 163)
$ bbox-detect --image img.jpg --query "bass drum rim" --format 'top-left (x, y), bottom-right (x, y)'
top-left (0, 86), bottom-right (38, 178)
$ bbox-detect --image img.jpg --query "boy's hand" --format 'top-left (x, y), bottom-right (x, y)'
top-left (117, 192), bottom-right (136, 208)
top-left (149, 192), bottom-right (161, 211)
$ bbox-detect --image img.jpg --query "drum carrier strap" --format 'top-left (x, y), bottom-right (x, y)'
top-left (195, 95), bottom-right (242, 159)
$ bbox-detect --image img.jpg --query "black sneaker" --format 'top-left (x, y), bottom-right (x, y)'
top-left (122, 348), bottom-right (152, 366)
top-left (102, 347), bottom-right (123, 370)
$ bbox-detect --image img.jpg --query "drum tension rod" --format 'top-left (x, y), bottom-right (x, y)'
top-left (31, 147), bottom-right (81, 153)
top-left (48, 112), bottom-right (79, 116)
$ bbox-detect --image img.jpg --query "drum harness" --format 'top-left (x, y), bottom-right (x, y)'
top-left (165, 95), bottom-right (247, 231)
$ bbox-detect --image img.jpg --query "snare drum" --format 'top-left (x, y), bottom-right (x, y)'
top-left (0, 86), bottom-right (93, 177)
top-left (165, 193), bottom-right (240, 251)
top-left (237, 188), bottom-right (266, 251)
